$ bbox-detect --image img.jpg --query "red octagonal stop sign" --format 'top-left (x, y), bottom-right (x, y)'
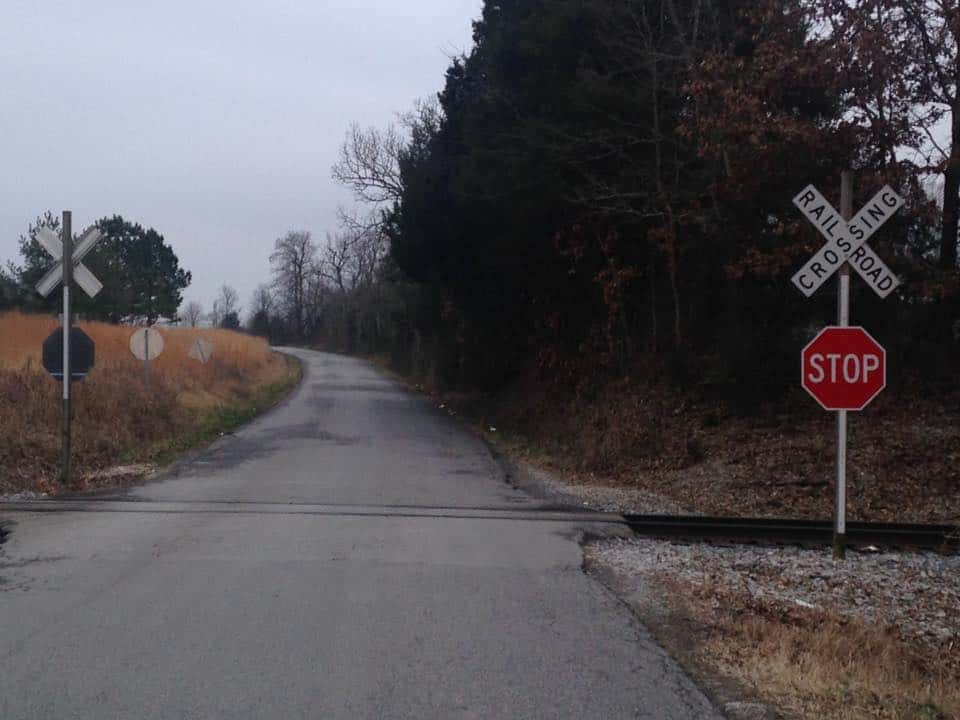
top-left (802, 327), bottom-right (886, 411)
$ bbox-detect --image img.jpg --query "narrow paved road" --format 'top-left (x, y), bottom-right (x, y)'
top-left (0, 349), bottom-right (720, 719)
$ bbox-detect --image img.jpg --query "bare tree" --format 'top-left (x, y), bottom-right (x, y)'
top-left (398, 97), bottom-right (442, 146)
top-left (318, 232), bottom-right (357, 293)
top-left (352, 226), bottom-right (388, 289)
top-left (211, 285), bottom-right (240, 328)
top-left (332, 123), bottom-right (406, 205)
top-left (249, 284), bottom-right (274, 319)
top-left (182, 301), bottom-right (203, 328)
top-left (304, 265), bottom-right (329, 338)
top-left (336, 206), bottom-right (385, 237)
top-left (898, 0), bottom-right (960, 269)
top-left (217, 285), bottom-right (240, 316)
top-left (270, 230), bottom-right (316, 339)
top-left (208, 305), bottom-right (223, 328)
top-left (317, 226), bottom-right (387, 294)
top-left (332, 98), bottom-right (443, 207)
top-left (247, 284), bottom-right (275, 337)
top-left (323, 98), bottom-right (438, 351)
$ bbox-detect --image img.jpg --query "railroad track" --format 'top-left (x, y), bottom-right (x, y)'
top-left (623, 514), bottom-right (959, 552)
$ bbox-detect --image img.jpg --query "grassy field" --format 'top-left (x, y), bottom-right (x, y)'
top-left (0, 311), bottom-right (300, 494)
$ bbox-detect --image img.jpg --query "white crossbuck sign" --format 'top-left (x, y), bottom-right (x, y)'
top-left (35, 227), bottom-right (104, 299)
top-left (792, 185), bottom-right (904, 298)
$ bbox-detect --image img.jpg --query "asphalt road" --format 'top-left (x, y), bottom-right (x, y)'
top-left (0, 349), bottom-right (720, 719)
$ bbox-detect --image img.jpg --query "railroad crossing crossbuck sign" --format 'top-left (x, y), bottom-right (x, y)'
top-left (791, 184), bottom-right (904, 298)
top-left (34, 227), bottom-right (104, 299)
top-left (34, 212), bottom-right (106, 485)
top-left (790, 174), bottom-right (904, 559)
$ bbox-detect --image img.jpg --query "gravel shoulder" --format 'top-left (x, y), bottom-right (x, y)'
top-left (587, 537), bottom-right (960, 719)
top-left (591, 537), bottom-right (960, 652)
top-left (490, 439), bottom-right (960, 718)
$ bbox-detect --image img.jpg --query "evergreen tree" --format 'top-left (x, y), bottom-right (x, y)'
top-left (13, 214), bottom-right (191, 322)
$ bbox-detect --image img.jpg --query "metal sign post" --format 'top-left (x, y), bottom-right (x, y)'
top-left (791, 173), bottom-right (902, 559)
top-left (35, 213), bottom-right (105, 484)
top-left (834, 172), bottom-right (852, 558)
top-left (61, 212), bottom-right (72, 485)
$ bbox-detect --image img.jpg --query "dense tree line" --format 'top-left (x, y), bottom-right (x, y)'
top-left (255, 224), bottom-right (391, 350)
top-left (257, 0), bottom-right (959, 407)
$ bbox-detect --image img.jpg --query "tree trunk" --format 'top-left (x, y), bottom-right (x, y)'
top-left (941, 108), bottom-right (960, 270)
top-left (669, 241), bottom-right (682, 349)
top-left (649, 255), bottom-right (658, 354)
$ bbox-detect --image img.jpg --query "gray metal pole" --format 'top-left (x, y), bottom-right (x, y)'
top-left (144, 329), bottom-right (151, 386)
top-left (61, 211), bottom-right (72, 485)
top-left (834, 172), bottom-right (853, 560)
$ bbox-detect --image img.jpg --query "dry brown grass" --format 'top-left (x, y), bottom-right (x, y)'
top-left (672, 581), bottom-right (960, 720)
top-left (0, 311), bottom-right (298, 493)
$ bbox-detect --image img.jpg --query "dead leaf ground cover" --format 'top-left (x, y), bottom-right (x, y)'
top-left (410, 373), bottom-right (959, 523)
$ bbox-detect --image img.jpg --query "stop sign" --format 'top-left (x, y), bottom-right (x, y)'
top-left (42, 327), bottom-right (96, 382)
top-left (802, 326), bottom-right (886, 411)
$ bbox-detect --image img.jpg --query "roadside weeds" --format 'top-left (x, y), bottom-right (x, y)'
top-left (587, 538), bottom-right (960, 720)
top-left (0, 343), bottom-right (302, 496)
top-left (129, 352), bottom-right (302, 470)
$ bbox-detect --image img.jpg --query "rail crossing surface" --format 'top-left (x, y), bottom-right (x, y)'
top-left (0, 349), bottom-right (720, 720)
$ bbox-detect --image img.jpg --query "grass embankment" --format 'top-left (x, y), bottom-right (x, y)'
top-left (655, 574), bottom-right (959, 720)
top-left (0, 312), bottom-right (300, 494)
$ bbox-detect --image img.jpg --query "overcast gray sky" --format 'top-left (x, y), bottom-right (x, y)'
top-left (0, 0), bottom-right (481, 315)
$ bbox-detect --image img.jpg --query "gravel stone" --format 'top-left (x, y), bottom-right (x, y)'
top-left (723, 701), bottom-right (775, 720)
top-left (589, 537), bottom-right (960, 647)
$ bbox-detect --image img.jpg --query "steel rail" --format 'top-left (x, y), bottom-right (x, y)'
top-left (622, 514), bottom-right (959, 552)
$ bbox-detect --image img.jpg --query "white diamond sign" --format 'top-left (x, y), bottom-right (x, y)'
top-left (188, 337), bottom-right (215, 364)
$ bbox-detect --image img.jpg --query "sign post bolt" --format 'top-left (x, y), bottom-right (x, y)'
top-left (61, 211), bottom-right (72, 485)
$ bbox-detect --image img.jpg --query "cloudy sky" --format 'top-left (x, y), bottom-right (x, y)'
top-left (0, 0), bottom-right (481, 315)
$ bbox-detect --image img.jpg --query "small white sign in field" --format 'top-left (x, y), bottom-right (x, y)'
top-left (188, 337), bottom-right (215, 364)
top-left (129, 327), bottom-right (165, 361)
